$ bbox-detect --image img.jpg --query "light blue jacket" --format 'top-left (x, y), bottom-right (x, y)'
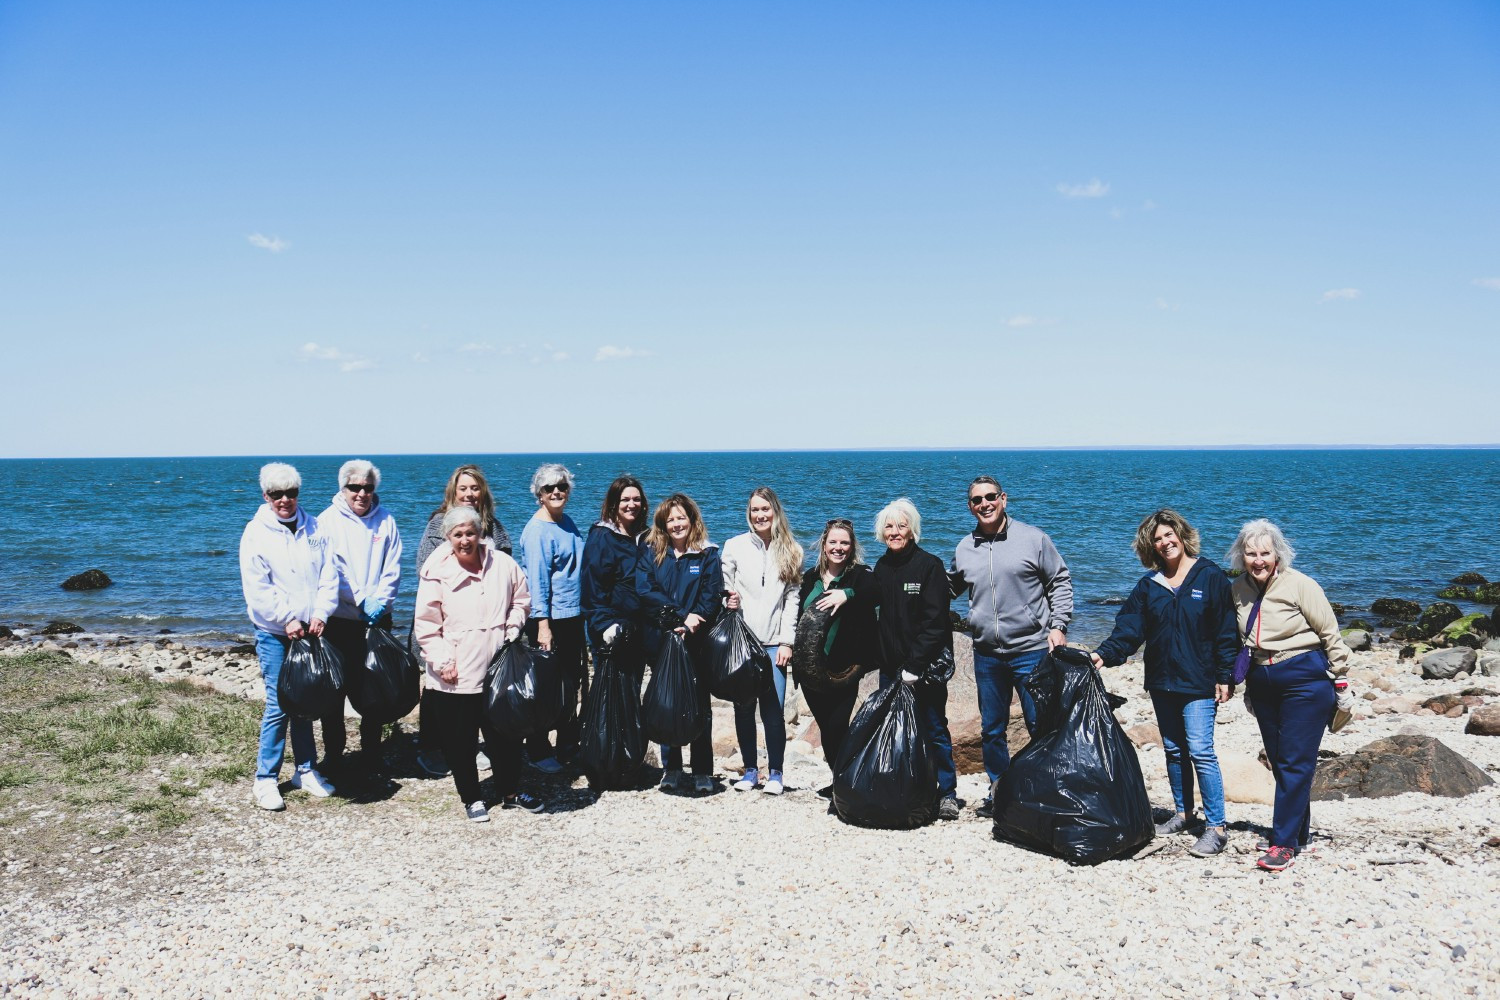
top-left (519, 511), bottom-right (585, 620)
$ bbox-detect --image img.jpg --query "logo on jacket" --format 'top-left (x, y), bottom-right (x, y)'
top-left (903, 583), bottom-right (921, 594)
top-left (689, 564), bottom-right (701, 575)
top-left (1190, 589), bottom-right (1203, 601)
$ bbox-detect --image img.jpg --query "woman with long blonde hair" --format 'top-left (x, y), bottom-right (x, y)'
top-left (721, 486), bottom-right (804, 796)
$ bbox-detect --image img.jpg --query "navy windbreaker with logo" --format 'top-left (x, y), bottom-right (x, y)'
top-left (1094, 558), bottom-right (1240, 697)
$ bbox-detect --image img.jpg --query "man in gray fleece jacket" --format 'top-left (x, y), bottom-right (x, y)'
top-left (948, 475), bottom-right (1073, 813)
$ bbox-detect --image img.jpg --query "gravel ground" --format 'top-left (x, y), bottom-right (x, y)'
top-left (3, 638), bottom-right (1498, 998)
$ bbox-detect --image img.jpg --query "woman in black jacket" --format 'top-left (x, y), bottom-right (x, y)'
top-left (1092, 508), bottom-right (1238, 857)
top-left (870, 499), bottom-right (959, 821)
top-left (793, 519), bottom-right (876, 790)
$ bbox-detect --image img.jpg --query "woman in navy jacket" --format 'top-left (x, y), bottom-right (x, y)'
top-left (636, 493), bottom-right (723, 795)
top-left (580, 475), bottom-right (649, 659)
top-left (1093, 508), bottom-right (1239, 858)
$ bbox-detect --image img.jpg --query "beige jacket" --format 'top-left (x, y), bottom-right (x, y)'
top-left (1232, 567), bottom-right (1349, 676)
top-left (413, 543), bottom-right (531, 694)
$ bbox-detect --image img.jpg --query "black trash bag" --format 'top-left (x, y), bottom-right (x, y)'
top-left (577, 646), bottom-right (647, 791)
top-left (992, 646), bottom-right (1154, 864)
top-left (346, 626), bottom-right (422, 725)
top-left (484, 639), bottom-right (565, 739)
top-left (642, 631), bottom-right (706, 746)
top-left (278, 635), bottom-right (346, 720)
top-left (704, 609), bottom-right (772, 702)
top-left (831, 682), bottom-right (937, 829)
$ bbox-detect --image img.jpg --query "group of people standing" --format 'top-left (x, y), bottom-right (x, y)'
top-left (240, 461), bottom-right (1352, 872)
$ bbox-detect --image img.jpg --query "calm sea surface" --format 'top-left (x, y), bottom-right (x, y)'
top-left (1, 450), bottom-right (1496, 647)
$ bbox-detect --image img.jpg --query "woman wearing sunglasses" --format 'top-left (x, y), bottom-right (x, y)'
top-left (517, 463), bottom-right (587, 773)
top-left (793, 518), bottom-right (876, 792)
top-left (721, 487), bottom-right (804, 795)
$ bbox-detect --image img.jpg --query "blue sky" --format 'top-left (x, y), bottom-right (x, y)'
top-left (1, 2), bottom-right (1497, 457)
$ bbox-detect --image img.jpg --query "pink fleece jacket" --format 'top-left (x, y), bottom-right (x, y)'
top-left (413, 543), bottom-right (531, 694)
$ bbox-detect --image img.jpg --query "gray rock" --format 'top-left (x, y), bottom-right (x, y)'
top-left (1311, 735), bottom-right (1493, 799)
top-left (1478, 653), bottom-right (1500, 677)
top-left (1343, 629), bottom-right (1372, 652)
top-left (1421, 647), bottom-right (1477, 680)
top-left (1464, 704), bottom-right (1500, 736)
top-left (60, 569), bottom-right (112, 591)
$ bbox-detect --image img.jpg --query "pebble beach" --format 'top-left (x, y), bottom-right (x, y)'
top-left (2, 630), bottom-right (1498, 999)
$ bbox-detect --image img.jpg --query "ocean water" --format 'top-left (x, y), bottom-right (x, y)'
top-left (1, 450), bottom-right (1496, 647)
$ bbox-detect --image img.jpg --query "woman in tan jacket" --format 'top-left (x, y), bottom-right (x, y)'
top-left (1228, 518), bottom-right (1350, 872)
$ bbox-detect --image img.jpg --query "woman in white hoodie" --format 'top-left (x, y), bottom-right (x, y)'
top-left (238, 462), bottom-right (341, 812)
top-left (721, 487), bottom-right (804, 796)
top-left (316, 459), bottom-right (403, 779)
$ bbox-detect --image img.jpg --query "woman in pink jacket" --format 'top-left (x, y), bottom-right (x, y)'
top-left (414, 506), bottom-right (545, 822)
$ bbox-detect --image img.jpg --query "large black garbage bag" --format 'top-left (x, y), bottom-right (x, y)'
top-left (347, 626), bottom-right (421, 724)
top-left (704, 609), bottom-right (772, 702)
top-left (642, 632), bottom-right (706, 746)
top-left (577, 647), bottom-right (646, 791)
top-left (992, 647), bottom-right (1154, 864)
top-left (832, 682), bottom-right (936, 829)
top-left (484, 639), bottom-right (565, 739)
top-left (278, 635), bottom-right (346, 720)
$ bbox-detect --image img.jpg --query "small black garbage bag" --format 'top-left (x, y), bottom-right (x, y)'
top-left (577, 644), bottom-right (647, 791)
top-left (278, 634), bottom-right (346, 720)
top-left (992, 646), bottom-right (1154, 864)
top-left (704, 608), bottom-right (772, 702)
top-left (346, 626), bottom-right (421, 724)
top-left (484, 639), bottom-right (565, 739)
top-left (642, 631), bottom-right (706, 747)
top-left (832, 681), bottom-right (937, 829)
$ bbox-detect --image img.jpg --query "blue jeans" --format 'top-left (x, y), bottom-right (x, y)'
top-left (1149, 691), bottom-right (1226, 827)
top-left (1247, 650), bottom-right (1335, 849)
top-left (878, 673), bottom-right (957, 797)
top-left (972, 647), bottom-right (1043, 786)
top-left (734, 646), bottom-right (787, 774)
top-left (255, 630), bottom-right (316, 780)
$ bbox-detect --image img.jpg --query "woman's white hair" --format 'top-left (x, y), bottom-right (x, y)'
top-left (441, 505), bottom-right (482, 538)
top-left (1227, 518), bottom-right (1296, 573)
top-left (338, 459), bottom-right (381, 490)
top-left (530, 462), bottom-right (575, 499)
top-left (875, 497), bottom-right (922, 546)
top-left (259, 462), bottom-right (301, 493)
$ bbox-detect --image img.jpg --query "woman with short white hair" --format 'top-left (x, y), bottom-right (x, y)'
top-left (316, 459), bottom-right (403, 781)
top-left (517, 462), bottom-right (587, 773)
top-left (871, 498), bottom-right (959, 820)
top-left (1227, 518), bottom-right (1351, 872)
top-left (413, 505), bottom-right (542, 821)
top-left (239, 462), bottom-right (341, 811)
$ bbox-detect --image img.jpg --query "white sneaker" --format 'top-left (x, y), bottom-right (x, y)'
top-left (693, 774), bottom-right (714, 795)
top-left (290, 767), bottom-right (335, 798)
top-left (252, 778), bottom-right (284, 811)
top-left (476, 750), bottom-right (491, 771)
top-left (660, 769), bottom-right (684, 792)
top-left (733, 770), bottom-right (758, 792)
top-left (764, 774), bottom-right (784, 796)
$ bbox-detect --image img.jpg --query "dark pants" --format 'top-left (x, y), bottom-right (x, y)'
top-left (524, 616), bottom-right (589, 763)
top-left (320, 615), bottom-right (387, 764)
top-left (1247, 650), bottom-right (1335, 849)
top-left (424, 689), bottom-right (524, 805)
top-left (879, 673), bottom-right (957, 796)
top-left (803, 683), bottom-right (859, 777)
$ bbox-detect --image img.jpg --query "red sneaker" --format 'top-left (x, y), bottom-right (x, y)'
top-left (1256, 846), bottom-right (1296, 872)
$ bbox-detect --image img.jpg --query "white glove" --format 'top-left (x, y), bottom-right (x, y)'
top-left (603, 624), bottom-right (622, 646)
top-left (900, 670), bottom-right (920, 685)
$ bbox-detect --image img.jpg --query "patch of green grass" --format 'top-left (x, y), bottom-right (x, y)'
top-left (127, 795), bottom-right (192, 830)
top-left (201, 761), bottom-right (245, 784)
top-left (0, 764), bottom-right (38, 789)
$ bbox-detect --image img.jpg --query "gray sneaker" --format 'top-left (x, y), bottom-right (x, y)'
top-left (937, 795), bottom-right (961, 821)
top-left (1189, 826), bottom-right (1228, 857)
top-left (1155, 812), bottom-right (1192, 835)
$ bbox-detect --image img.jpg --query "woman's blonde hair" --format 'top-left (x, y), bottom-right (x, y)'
top-left (1133, 508), bottom-right (1201, 571)
top-left (433, 464), bottom-right (497, 537)
top-left (747, 486), bottom-right (804, 585)
top-left (814, 518), bottom-right (864, 577)
top-left (647, 494), bottom-right (709, 566)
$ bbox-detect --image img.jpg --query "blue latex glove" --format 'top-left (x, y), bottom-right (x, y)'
top-left (360, 597), bottom-right (386, 625)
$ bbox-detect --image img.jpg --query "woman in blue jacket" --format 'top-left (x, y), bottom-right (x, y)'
top-left (581, 475), bottom-right (649, 660)
top-left (1093, 509), bottom-right (1239, 857)
top-left (636, 493), bottom-right (723, 795)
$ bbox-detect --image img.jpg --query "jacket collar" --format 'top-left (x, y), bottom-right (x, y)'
top-left (970, 516), bottom-right (1010, 545)
top-left (430, 542), bottom-right (493, 586)
top-left (255, 503), bottom-right (310, 536)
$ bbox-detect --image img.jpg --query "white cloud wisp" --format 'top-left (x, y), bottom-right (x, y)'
top-left (300, 341), bottom-right (374, 373)
top-left (248, 233), bottom-right (289, 253)
top-left (1056, 179), bottom-right (1110, 199)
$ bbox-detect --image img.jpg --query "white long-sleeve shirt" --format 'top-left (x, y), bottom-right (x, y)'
top-left (317, 495), bottom-right (403, 621)
top-left (239, 504), bottom-right (340, 636)
top-left (720, 531), bottom-right (800, 647)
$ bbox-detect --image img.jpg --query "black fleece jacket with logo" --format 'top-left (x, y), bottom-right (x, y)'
top-left (872, 543), bottom-right (952, 679)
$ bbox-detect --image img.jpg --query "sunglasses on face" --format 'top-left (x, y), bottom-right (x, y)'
top-left (266, 489), bottom-right (299, 501)
top-left (542, 483), bottom-right (569, 495)
top-left (344, 483), bottom-right (375, 494)
top-left (825, 519), bottom-right (854, 530)
top-left (969, 492), bottom-right (1000, 506)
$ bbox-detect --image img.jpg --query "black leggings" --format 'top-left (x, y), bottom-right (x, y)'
top-left (803, 683), bottom-right (860, 776)
top-left (423, 689), bottom-right (524, 805)
top-left (524, 616), bottom-right (589, 762)
top-left (320, 616), bottom-right (386, 762)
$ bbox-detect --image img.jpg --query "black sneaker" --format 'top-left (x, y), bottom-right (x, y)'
top-left (937, 795), bottom-right (960, 821)
top-left (1256, 846), bottom-right (1295, 872)
top-left (503, 792), bottom-right (545, 814)
top-left (976, 797), bottom-right (994, 818)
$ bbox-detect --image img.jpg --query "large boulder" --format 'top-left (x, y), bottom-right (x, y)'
top-left (1474, 582), bottom-right (1500, 605)
top-left (1436, 585), bottom-right (1474, 600)
top-left (1443, 613), bottom-right (1491, 650)
top-left (61, 569), bottom-right (112, 591)
top-left (1341, 629), bottom-right (1372, 652)
top-left (946, 634), bottom-right (1032, 775)
top-left (1220, 751), bottom-right (1275, 805)
top-left (1416, 602), bottom-right (1464, 635)
top-left (0, 625), bottom-right (13, 641)
top-left (1311, 735), bottom-right (1493, 799)
top-left (1451, 572), bottom-right (1488, 586)
top-left (1465, 705), bottom-right (1500, 736)
top-left (40, 620), bottom-right (84, 636)
top-left (1371, 597), bottom-right (1421, 621)
top-left (1421, 647), bottom-right (1477, 680)
top-left (1479, 653), bottom-right (1500, 678)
